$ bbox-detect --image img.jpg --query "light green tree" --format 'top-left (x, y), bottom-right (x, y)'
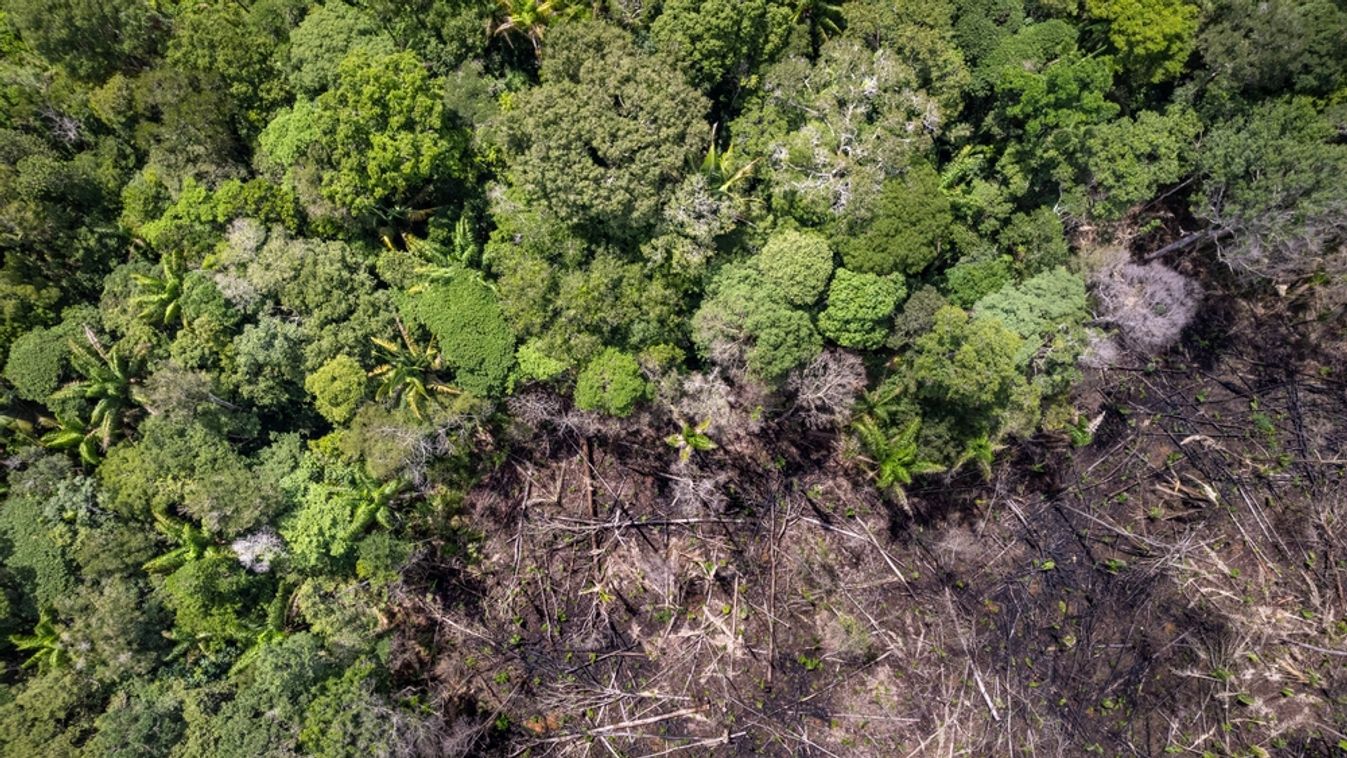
top-left (306, 355), bottom-right (368, 424)
top-left (1086, 0), bottom-right (1198, 84)
top-left (818, 269), bottom-right (905, 350)
top-left (574, 348), bottom-right (647, 417)
top-left (758, 229), bottom-right (834, 306)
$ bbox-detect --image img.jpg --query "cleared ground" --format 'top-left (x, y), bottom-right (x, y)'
top-left (395, 283), bottom-right (1347, 757)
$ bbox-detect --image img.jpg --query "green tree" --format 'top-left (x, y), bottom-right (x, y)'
top-left (693, 260), bottom-right (823, 381)
top-left (504, 21), bottom-right (710, 242)
top-left (280, 458), bottom-right (402, 570)
top-left (3, 0), bottom-right (165, 81)
top-left (1067, 106), bottom-right (1200, 220)
top-left (300, 662), bottom-right (407, 757)
top-left (998, 207), bottom-right (1069, 276)
top-left (944, 254), bottom-right (1013, 307)
top-left (288, 48), bottom-right (470, 223)
top-left (818, 269), bottom-right (905, 350)
top-left (3, 315), bottom-right (87, 404)
top-left (84, 680), bottom-right (186, 758)
top-left (1198, 0), bottom-right (1347, 98)
top-left (0, 132), bottom-right (126, 296)
top-left (285, 2), bottom-right (395, 96)
top-left (951, 0), bottom-right (1024, 66)
top-left (1085, 0), bottom-right (1197, 83)
top-left (350, 0), bottom-right (490, 72)
top-left (306, 354), bottom-right (368, 424)
top-left (0, 269), bottom-right (60, 368)
top-left (1195, 97), bottom-right (1347, 281)
top-left (758, 228), bottom-right (834, 306)
top-left (989, 43), bottom-right (1119, 200)
top-left (178, 633), bottom-right (336, 756)
top-left (0, 670), bottom-right (102, 756)
top-left (733, 38), bottom-right (941, 222)
top-left (650, 0), bottom-right (793, 92)
top-left (841, 163), bottom-right (952, 276)
top-left (159, 555), bottom-right (265, 646)
top-left (574, 348), bottom-right (647, 417)
top-left (227, 316), bottom-right (307, 411)
top-left (910, 306), bottom-right (1024, 415)
top-left (0, 456), bottom-right (78, 615)
top-left (165, 0), bottom-right (300, 135)
top-left (54, 576), bottom-right (166, 683)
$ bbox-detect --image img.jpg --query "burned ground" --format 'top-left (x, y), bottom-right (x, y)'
top-left (393, 287), bottom-right (1347, 757)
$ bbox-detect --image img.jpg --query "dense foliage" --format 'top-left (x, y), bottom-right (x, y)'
top-left (0, 0), bottom-right (1342, 753)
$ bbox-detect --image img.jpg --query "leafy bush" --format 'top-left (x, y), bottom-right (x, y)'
top-left (944, 255), bottom-right (1013, 307)
top-left (574, 348), bottom-right (647, 417)
top-left (3, 326), bottom-right (67, 403)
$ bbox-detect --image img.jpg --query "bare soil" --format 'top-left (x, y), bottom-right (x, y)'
top-left (393, 286), bottom-right (1347, 757)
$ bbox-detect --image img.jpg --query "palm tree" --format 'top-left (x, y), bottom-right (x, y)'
top-left (47, 327), bottom-right (142, 463)
top-left (368, 320), bottom-right (460, 420)
top-left (131, 251), bottom-right (185, 327)
top-left (793, 0), bottom-right (844, 54)
top-left (955, 433), bottom-right (1004, 481)
top-left (665, 419), bottom-right (718, 463)
top-left (339, 475), bottom-right (409, 543)
top-left (143, 511), bottom-right (228, 574)
top-left (394, 225), bottom-right (485, 294)
top-left (490, 0), bottom-right (589, 54)
top-left (9, 610), bottom-right (68, 672)
top-left (38, 415), bottom-right (103, 466)
top-left (853, 417), bottom-right (945, 508)
top-left (697, 125), bottom-right (757, 197)
top-left (1, 412), bottom-right (41, 447)
top-left (230, 580), bottom-right (296, 674)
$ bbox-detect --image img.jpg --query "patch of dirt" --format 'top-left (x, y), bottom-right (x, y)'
top-left (400, 287), bottom-right (1347, 756)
